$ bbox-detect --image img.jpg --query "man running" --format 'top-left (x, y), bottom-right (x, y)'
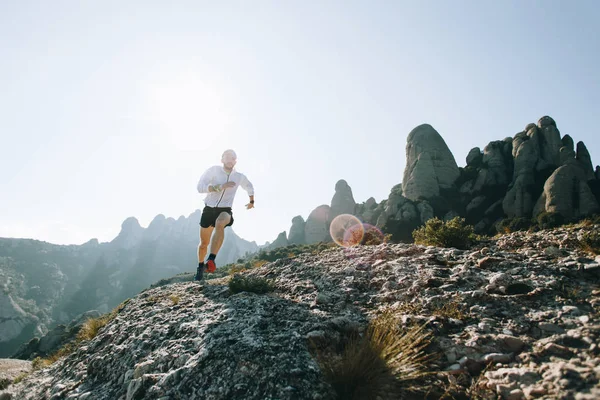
top-left (195, 149), bottom-right (255, 281)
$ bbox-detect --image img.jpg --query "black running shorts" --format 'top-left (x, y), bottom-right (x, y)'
top-left (200, 206), bottom-right (234, 228)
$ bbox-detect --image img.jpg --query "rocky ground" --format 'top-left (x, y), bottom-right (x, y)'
top-left (0, 359), bottom-right (30, 391)
top-left (1, 225), bottom-right (599, 399)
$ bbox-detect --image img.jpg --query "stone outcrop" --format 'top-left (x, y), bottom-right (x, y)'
top-left (267, 231), bottom-right (289, 250)
top-left (329, 179), bottom-right (356, 222)
top-left (269, 115), bottom-right (598, 246)
top-left (533, 164), bottom-right (600, 219)
top-left (576, 141), bottom-right (595, 181)
top-left (288, 216), bottom-right (306, 245)
top-left (402, 124), bottom-right (460, 201)
top-left (304, 205), bottom-right (331, 244)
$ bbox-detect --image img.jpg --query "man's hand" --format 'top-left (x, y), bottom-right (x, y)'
top-left (246, 202), bottom-right (255, 210)
top-left (222, 181), bottom-right (236, 189)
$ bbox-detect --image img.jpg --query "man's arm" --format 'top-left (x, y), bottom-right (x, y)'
top-left (239, 174), bottom-right (255, 207)
top-left (197, 167), bottom-right (216, 193)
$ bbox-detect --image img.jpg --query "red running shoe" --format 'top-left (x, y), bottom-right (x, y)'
top-left (206, 259), bottom-right (217, 273)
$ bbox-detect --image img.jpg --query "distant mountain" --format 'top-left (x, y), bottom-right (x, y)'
top-left (0, 209), bottom-right (258, 357)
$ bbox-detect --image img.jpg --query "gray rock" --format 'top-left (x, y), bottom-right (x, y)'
top-left (417, 201), bottom-right (434, 224)
top-left (466, 196), bottom-right (486, 214)
top-left (466, 147), bottom-right (483, 166)
top-left (304, 205), bottom-right (331, 244)
top-left (576, 141), bottom-right (595, 181)
top-left (288, 216), bottom-right (306, 245)
top-left (537, 116), bottom-right (562, 168)
top-left (533, 164), bottom-right (600, 219)
top-left (561, 134), bottom-right (574, 151)
top-left (559, 146), bottom-right (576, 166)
top-left (329, 180), bottom-right (356, 222)
top-left (268, 232), bottom-right (289, 250)
top-left (402, 124), bottom-right (459, 201)
top-left (482, 141), bottom-right (511, 186)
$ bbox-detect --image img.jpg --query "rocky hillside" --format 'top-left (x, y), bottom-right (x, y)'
top-left (0, 210), bottom-right (258, 358)
top-left (2, 224), bottom-right (599, 399)
top-left (269, 116), bottom-right (600, 247)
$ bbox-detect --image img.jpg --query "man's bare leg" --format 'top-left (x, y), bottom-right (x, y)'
top-left (198, 226), bottom-right (214, 263)
top-left (209, 212), bottom-right (231, 256)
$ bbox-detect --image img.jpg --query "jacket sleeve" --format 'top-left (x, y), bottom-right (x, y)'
top-left (239, 173), bottom-right (254, 196)
top-left (197, 167), bottom-right (215, 193)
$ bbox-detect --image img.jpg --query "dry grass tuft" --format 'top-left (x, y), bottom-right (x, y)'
top-left (32, 299), bottom-right (130, 370)
top-left (313, 311), bottom-right (435, 399)
top-left (431, 300), bottom-right (469, 321)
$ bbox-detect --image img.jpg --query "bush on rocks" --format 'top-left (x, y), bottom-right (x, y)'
top-left (412, 217), bottom-right (476, 249)
top-left (228, 274), bottom-right (274, 294)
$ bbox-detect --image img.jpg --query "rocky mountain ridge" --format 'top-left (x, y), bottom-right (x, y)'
top-left (268, 116), bottom-right (600, 247)
top-left (0, 210), bottom-right (257, 358)
top-left (2, 223), bottom-right (599, 399)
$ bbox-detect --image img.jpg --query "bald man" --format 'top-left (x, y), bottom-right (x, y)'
top-left (194, 149), bottom-right (255, 280)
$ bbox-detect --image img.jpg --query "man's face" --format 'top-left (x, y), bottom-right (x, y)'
top-left (222, 153), bottom-right (237, 169)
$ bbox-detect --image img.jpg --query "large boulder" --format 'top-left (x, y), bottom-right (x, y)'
top-left (304, 205), bottom-right (331, 244)
top-left (288, 216), bottom-right (306, 245)
top-left (533, 164), bottom-right (600, 220)
top-left (576, 141), bottom-right (595, 181)
top-left (537, 116), bottom-right (562, 169)
top-left (329, 180), bottom-right (356, 222)
top-left (402, 124), bottom-right (459, 201)
top-left (466, 147), bottom-right (483, 167)
top-left (268, 232), bottom-right (289, 250)
top-left (503, 134), bottom-right (540, 218)
top-left (481, 141), bottom-right (511, 187)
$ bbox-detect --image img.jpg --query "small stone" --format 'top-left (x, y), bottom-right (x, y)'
top-left (523, 387), bottom-right (547, 397)
top-left (447, 363), bottom-right (461, 371)
top-left (539, 323), bottom-right (565, 334)
top-left (579, 315), bottom-right (590, 324)
top-left (562, 305), bottom-right (580, 315)
top-left (478, 257), bottom-right (502, 269)
top-left (315, 293), bottom-right (332, 305)
top-left (483, 353), bottom-right (513, 364)
top-left (497, 334), bottom-right (526, 353)
top-left (507, 388), bottom-right (525, 400)
top-left (542, 343), bottom-right (574, 358)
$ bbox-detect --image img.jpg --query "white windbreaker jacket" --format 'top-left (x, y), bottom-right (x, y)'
top-left (196, 166), bottom-right (254, 208)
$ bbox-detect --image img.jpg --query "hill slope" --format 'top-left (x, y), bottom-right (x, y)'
top-left (2, 225), bottom-right (599, 399)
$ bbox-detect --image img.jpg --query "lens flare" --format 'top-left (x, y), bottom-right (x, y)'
top-left (361, 223), bottom-right (386, 245)
top-left (330, 214), bottom-right (364, 247)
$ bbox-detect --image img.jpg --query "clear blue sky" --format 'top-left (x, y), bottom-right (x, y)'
top-left (1, 0), bottom-right (599, 245)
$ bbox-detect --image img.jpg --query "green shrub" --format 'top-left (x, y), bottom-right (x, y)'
top-left (228, 274), bottom-right (274, 294)
top-left (412, 217), bottom-right (476, 249)
top-left (536, 211), bottom-right (564, 230)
